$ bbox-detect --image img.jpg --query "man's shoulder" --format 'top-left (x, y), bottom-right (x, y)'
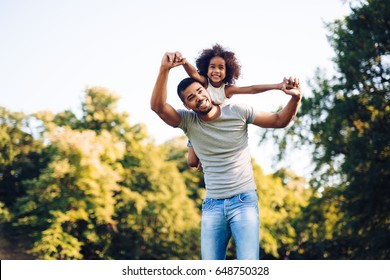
top-left (222, 102), bottom-right (251, 111)
top-left (177, 109), bottom-right (197, 126)
top-left (178, 109), bottom-right (197, 117)
top-left (222, 103), bottom-right (255, 122)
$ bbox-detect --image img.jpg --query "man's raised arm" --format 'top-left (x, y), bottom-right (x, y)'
top-left (151, 52), bottom-right (184, 127)
top-left (252, 77), bottom-right (302, 129)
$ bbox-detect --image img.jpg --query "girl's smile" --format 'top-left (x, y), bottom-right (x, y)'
top-left (208, 56), bottom-right (226, 86)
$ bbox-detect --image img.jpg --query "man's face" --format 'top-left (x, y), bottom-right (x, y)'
top-left (182, 82), bottom-right (213, 114)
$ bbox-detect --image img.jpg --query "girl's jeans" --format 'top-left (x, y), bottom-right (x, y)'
top-left (201, 190), bottom-right (260, 260)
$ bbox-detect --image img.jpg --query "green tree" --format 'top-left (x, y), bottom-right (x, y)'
top-left (0, 107), bottom-right (46, 208)
top-left (73, 87), bottom-right (201, 259)
top-left (259, 0), bottom-right (390, 259)
top-left (254, 165), bottom-right (310, 259)
top-left (10, 86), bottom-right (201, 259)
top-left (13, 126), bottom-right (124, 259)
top-left (0, 108), bottom-right (49, 258)
top-left (291, 186), bottom-right (345, 259)
top-left (164, 136), bottom-right (205, 209)
top-left (112, 141), bottom-right (200, 259)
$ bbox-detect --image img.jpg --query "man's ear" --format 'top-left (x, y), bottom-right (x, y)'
top-left (183, 102), bottom-right (191, 110)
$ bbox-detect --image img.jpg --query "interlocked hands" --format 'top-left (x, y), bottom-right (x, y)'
top-left (161, 51), bottom-right (186, 69)
top-left (281, 76), bottom-right (302, 98)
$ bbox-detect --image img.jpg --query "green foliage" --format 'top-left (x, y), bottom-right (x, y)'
top-left (27, 211), bottom-right (84, 260)
top-left (112, 141), bottom-right (201, 259)
top-left (5, 2), bottom-right (388, 257)
top-left (164, 136), bottom-right (206, 209)
top-left (2, 81), bottom-right (343, 260)
top-left (254, 165), bottom-right (310, 259)
top-left (291, 186), bottom-right (346, 259)
top-left (0, 107), bottom-right (47, 208)
top-left (2, 0), bottom-right (388, 260)
top-left (0, 84), bottom-right (328, 260)
top-left (80, 87), bottom-right (131, 136)
top-left (3, 87), bottom-right (203, 260)
top-left (258, 0), bottom-right (390, 259)
top-left (13, 127), bottom-right (124, 259)
top-left (0, 202), bottom-right (11, 223)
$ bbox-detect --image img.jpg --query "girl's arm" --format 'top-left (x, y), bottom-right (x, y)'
top-left (225, 78), bottom-right (288, 98)
top-left (183, 59), bottom-right (208, 87)
top-left (252, 78), bottom-right (302, 128)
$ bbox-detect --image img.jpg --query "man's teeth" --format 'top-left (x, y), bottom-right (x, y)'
top-left (198, 100), bottom-right (207, 107)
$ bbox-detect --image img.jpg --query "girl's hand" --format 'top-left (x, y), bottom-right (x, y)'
top-left (281, 76), bottom-right (299, 90)
top-left (282, 77), bottom-right (302, 98)
top-left (162, 52), bottom-right (186, 68)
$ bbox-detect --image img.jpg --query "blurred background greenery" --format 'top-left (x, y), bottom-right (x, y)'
top-left (0, 0), bottom-right (388, 259)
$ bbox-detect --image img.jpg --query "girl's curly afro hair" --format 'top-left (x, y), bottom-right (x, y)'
top-left (195, 44), bottom-right (241, 86)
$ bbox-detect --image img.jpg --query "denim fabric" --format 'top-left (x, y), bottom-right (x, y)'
top-left (201, 190), bottom-right (260, 260)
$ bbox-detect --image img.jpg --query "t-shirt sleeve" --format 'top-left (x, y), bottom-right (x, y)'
top-left (234, 103), bottom-right (256, 124)
top-left (246, 105), bottom-right (256, 124)
top-left (177, 109), bottom-right (195, 133)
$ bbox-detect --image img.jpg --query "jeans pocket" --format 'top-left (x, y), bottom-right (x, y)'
top-left (202, 198), bottom-right (215, 211)
top-left (238, 191), bottom-right (258, 204)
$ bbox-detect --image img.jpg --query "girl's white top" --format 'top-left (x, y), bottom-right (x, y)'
top-left (207, 82), bottom-right (227, 105)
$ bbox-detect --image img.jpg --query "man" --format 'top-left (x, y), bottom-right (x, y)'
top-left (151, 52), bottom-right (302, 260)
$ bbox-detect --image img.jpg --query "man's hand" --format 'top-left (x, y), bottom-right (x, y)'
top-left (161, 52), bottom-right (186, 69)
top-left (282, 76), bottom-right (302, 98)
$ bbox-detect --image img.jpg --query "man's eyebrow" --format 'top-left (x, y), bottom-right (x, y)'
top-left (186, 92), bottom-right (194, 100)
top-left (186, 86), bottom-right (202, 100)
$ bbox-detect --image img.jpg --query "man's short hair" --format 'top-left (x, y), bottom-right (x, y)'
top-left (177, 77), bottom-right (198, 101)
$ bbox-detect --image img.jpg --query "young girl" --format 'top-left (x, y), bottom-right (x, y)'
top-left (182, 44), bottom-right (290, 169)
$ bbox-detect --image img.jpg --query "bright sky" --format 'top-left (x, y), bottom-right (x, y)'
top-left (0, 0), bottom-right (350, 176)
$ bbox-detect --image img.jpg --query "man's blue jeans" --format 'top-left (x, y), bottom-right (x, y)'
top-left (201, 190), bottom-right (260, 260)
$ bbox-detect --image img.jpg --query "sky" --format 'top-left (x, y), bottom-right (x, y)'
top-left (0, 0), bottom-right (351, 176)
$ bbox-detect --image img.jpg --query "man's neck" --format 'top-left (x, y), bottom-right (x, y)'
top-left (198, 104), bottom-right (221, 122)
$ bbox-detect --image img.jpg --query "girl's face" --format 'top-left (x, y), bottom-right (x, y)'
top-left (207, 56), bottom-right (226, 87)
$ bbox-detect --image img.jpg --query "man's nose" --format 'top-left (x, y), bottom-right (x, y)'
top-left (194, 92), bottom-right (203, 101)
